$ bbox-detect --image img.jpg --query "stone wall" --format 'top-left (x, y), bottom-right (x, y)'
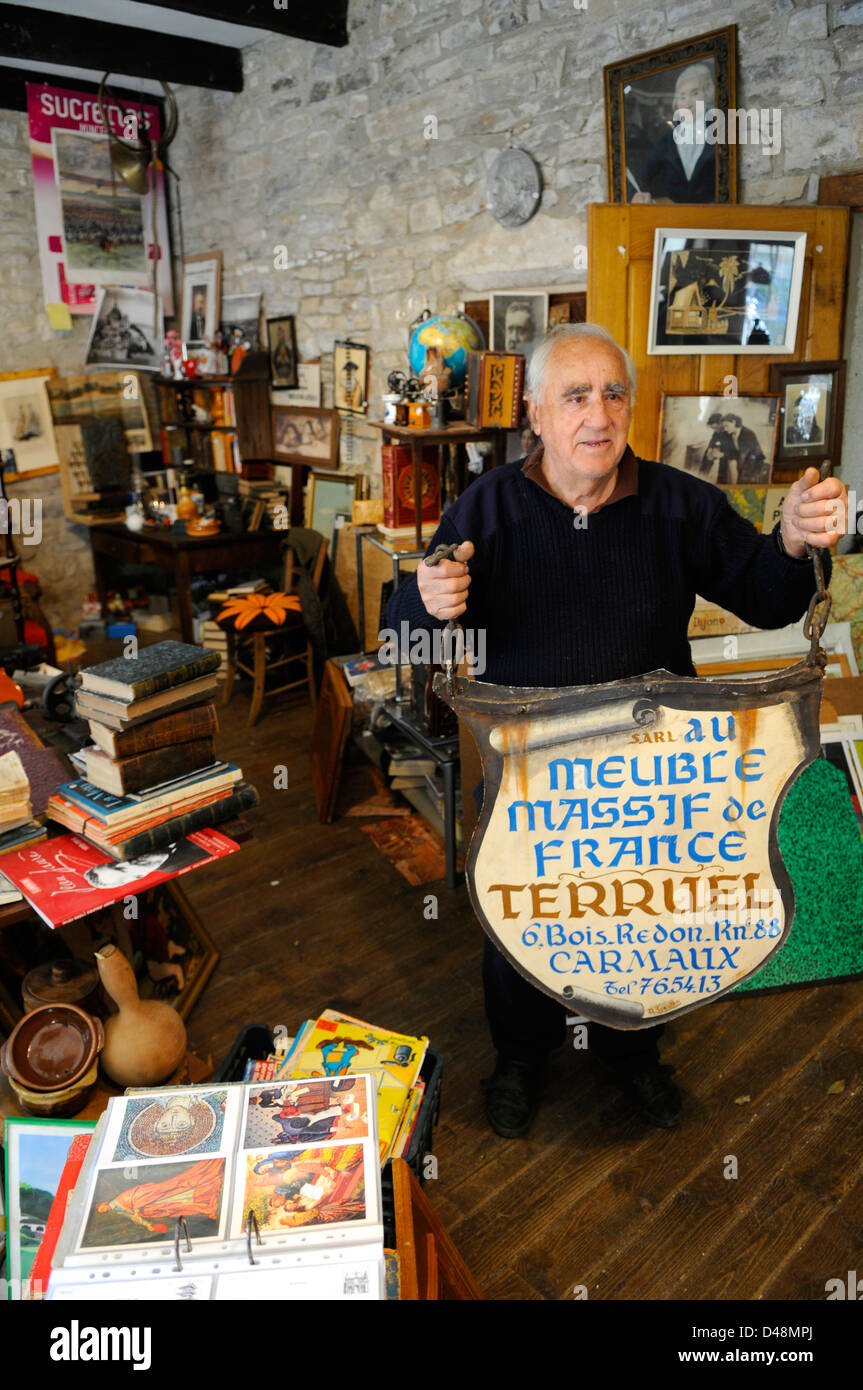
top-left (3, 0), bottom-right (863, 629)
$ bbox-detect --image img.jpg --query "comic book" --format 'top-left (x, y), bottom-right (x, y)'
top-left (279, 1009), bottom-right (428, 1164)
top-left (46, 1075), bottom-right (384, 1301)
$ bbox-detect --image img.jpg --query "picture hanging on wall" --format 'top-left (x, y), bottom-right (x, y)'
top-left (272, 406), bottom-right (339, 468)
top-left (489, 291), bottom-right (548, 369)
top-left (768, 360), bottom-right (846, 467)
top-left (648, 228), bottom-right (806, 355)
top-left (271, 361), bottom-right (321, 409)
top-left (603, 25), bottom-right (738, 204)
top-left (266, 315), bottom-right (298, 389)
top-left (0, 368), bottom-right (59, 479)
top-left (658, 392), bottom-right (779, 485)
top-left (333, 341), bottom-right (369, 415)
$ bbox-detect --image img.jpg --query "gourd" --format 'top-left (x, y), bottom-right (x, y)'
top-left (95, 944), bottom-right (186, 1086)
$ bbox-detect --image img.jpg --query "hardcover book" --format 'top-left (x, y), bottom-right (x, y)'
top-left (87, 702), bottom-right (219, 759)
top-left (84, 737), bottom-right (217, 796)
top-left (381, 444), bottom-right (440, 533)
top-left (78, 641), bottom-right (221, 702)
top-left (74, 676), bottom-right (220, 727)
top-left (46, 1076), bottom-right (384, 1300)
top-left (47, 780), bottom-right (260, 860)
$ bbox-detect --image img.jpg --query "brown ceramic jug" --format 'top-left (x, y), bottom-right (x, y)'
top-left (95, 944), bottom-right (186, 1087)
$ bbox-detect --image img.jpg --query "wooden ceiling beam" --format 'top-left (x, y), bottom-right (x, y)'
top-left (0, 3), bottom-right (243, 91)
top-left (142, 0), bottom-right (349, 47)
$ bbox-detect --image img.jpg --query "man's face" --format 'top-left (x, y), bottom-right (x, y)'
top-left (721, 420), bottom-right (737, 436)
top-left (674, 73), bottom-right (711, 116)
top-left (504, 306), bottom-right (534, 352)
top-left (529, 338), bottom-right (632, 481)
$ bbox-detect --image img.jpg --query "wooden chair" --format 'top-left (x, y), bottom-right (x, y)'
top-left (219, 537), bottom-right (327, 726)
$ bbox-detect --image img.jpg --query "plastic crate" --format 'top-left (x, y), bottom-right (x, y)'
top-left (212, 1025), bottom-right (442, 1246)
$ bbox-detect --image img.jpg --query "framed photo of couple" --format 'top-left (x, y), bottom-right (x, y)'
top-left (658, 393), bottom-right (779, 486)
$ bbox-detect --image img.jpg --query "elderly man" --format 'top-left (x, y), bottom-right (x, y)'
top-left (632, 62), bottom-right (716, 203)
top-left (387, 322), bottom-right (846, 1138)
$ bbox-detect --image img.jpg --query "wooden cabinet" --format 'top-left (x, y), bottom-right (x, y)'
top-left (155, 351), bottom-right (273, 476)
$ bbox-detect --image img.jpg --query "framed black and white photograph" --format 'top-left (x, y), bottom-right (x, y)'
top-left (604, 26), bottom-right (737, 204)
top-left (648, 229), bottom-right (807, 355)
top-left (84, 287), bottom-right (163, 372)
top-left (768, 360), bottom-right (846, 466)
top-left (333, 341), bottom-right (369, 415)
top-left (658, 392), bottom-right (779, 485)
top-left (490, 291), bottom-right (548, 368)
top-left (180, 251), bottom-right (221, 343)
top-left (266, 315), bottom-right (298, 389)
top-left (221, 293), bottom-right (262, 352)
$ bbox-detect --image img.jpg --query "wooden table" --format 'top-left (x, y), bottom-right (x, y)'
top-left (88, 524), bottom-right (285, 644)
top-left (367, 420), bottom-right (508, 546)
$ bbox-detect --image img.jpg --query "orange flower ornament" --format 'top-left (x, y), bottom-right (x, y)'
top-left (217, 591), bottom-right (302, 630)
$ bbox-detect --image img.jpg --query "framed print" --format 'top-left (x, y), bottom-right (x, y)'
top-left (306, 469), bottom-right (362, 548)
top-left (648, 228), bottom-right (806, 355)
top-left (333, 341), bottom-right (369, 415)
top-left (271, 361), bottom-right (321, 408)
top-left (4, 1117), bottom-right (97, 1297)
top-left (658, 392), bottom-right (779, 485)
top-left (180, 252), bottom-right (222, 344)
top-left (221, 293), bottom-right (262, 352)
top-left (490, 291), bottom-right (548, 368)
top-left (84, 286), bottom-right (163, 372)
top-left (266, 315), bottom-right (298, 389)
top-left (272, 405), bottom-right (339, 467)
top-left (0, 368), bottom-right (59, 479)
top-left (768, 360), bottom-right (846, 466)
top-left (604, 26), bottom-right (737, 204)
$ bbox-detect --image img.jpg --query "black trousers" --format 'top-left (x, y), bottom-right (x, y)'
top-left (483, 936), bottom-right (664, 1075)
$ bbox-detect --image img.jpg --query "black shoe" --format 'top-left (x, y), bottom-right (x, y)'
top-left (599, 1060), bottom-right (682, 1129)
top-left (480, 1056), bottom-right (544, 1138)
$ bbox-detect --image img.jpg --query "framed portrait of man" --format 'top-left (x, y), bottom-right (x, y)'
top-left (180, 252), bottom-right (221, 345)
top-left (604, 26), bottom-right (738, 204)
top-left (768, 360), bottom-right (846, 467)
top-left (489, 291), bottom-right (548, 369)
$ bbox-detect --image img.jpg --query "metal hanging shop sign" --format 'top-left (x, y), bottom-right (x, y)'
top-left (435, 663), bottom-right (824, 1028)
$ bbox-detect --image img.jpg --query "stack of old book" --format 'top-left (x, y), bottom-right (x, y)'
top-left (47, 640), bottom-right (258, 859)
top-left (0, 751), bottom-right (32, 833)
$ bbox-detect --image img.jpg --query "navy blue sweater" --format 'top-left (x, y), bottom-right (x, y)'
top-left (386, 450), bottom-right (824, 689)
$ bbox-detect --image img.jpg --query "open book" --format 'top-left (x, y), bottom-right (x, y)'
top-left (47, 1075), bottom-right (384, 1301)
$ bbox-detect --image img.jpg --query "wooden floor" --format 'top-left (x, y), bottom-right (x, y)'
top-left (183, 685), bottom-right (863, 1302)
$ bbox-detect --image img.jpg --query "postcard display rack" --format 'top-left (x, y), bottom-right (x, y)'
top-left (47, 1075), bottom-right (386, 1301)
top-left (155, 352), bottom-right (272, 478)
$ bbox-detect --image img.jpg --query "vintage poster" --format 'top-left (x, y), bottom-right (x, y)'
top-left (440, 665), bottom-right (823, 1028)
top-left (26, 82), bottom-right (173, 317)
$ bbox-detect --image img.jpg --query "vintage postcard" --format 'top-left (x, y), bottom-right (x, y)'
top-left (242, 1077), bottom-right (370, 1151)
top-left (233, 1143), bottom-right (369, 1238)
top-left (77, 1157), bottom-right (228, 1251)
top-left (107, 1088), bottom-right (236, 1164)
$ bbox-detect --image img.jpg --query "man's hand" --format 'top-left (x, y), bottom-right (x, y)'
top-left (780, 467), bottom-right (848, 557)
top-left (417, 540), bottom-right (474, 619)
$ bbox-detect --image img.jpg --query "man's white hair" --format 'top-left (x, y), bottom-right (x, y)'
top-left (526, 322), bottom-right (637, 404)
top-left (673, 62), bottom-right (715, 107)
